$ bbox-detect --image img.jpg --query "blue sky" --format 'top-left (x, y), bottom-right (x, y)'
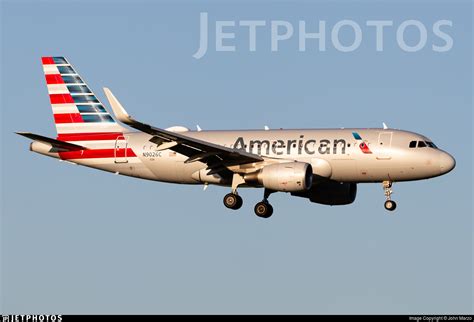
top-left (1, 0), bottom-right (472, 314)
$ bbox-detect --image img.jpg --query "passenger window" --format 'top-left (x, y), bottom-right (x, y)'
top-left (417, 141), bottom-right (427, 148)
top-left (409, 141), bottom-right (417, 148)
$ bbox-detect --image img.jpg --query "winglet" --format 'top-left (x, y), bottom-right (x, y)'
top-left (103, 87), bottom-right (134, 125)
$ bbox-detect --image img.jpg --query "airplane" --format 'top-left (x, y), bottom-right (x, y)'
top-left (17, 57), bottom-right (456, 218)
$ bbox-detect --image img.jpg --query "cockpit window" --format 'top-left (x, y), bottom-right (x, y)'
top-left (417, 141), bottom-right (427, 148)
top-left (410, 140), bottom-right (438, 149)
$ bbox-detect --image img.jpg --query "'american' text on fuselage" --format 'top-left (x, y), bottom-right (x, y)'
top-left (233, 136), bottom-right (347, 156)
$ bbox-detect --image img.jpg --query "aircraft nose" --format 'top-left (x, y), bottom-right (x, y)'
top-left (439, 151), bottom-right (456, 175)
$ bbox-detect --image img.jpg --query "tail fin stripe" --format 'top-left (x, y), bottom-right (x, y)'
top-left (57, 132), bottom-right (124, 141)
top-left (45, 74), bottom-right (65, 84)
top-left (72, 95), bottom-right (100, 104)
top-left (43, 65), bottom-right (59, 74)
top-left (55, 123), bottom-right (123, 134)
top-left (57, 66), bottom-right (76, 74)
top-left (49, 93), bottom-right (74, 104)
top-left (52, 57), bottom-right (68, 64)
top-left (76, 104), bottom-right (106, 113)
top-left (47, 84), bottom-right (68, 94)
top-left (67, 85), bottom-right (92, 94)
top-left (81, 114), bottom-right (115, 123)
top-left (59, 148), bottom-right (137, 160)
top-left (54, 113), bottom-right (84, 124)
top-left (51, 104), bottom-right (78, 114)
top-left (61, 76), bottom-right (84, 84)
top-left (42, 57), bottom-right (55, 64)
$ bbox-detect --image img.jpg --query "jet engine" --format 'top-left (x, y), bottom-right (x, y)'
top-left (291, 181), bottom-right (357, 205)
top-left (244, 162), bottom-right (313, 192)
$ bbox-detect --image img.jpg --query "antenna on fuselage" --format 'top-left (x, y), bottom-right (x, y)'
top-left (382, 122), bottom-right (388, 130)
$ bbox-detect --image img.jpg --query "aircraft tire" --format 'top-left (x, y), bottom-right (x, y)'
top-left (224, 193), bottom-right (243, 210)
top-left (254, 201), bottom-right (273, 218)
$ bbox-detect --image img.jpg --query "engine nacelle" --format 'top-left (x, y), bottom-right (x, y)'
top-left (245, 162), bottom-right (313, 192)
top-left (291, 181), bottom-right (357, 205)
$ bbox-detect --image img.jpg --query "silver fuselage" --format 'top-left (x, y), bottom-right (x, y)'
top-left (39, 128), bottom-right (454, 186)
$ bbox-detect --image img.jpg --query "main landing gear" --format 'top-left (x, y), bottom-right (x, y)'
top-left (223, 173), bottom-right (275, 218)
top-left (383, 181), bottom-right (397, 212)
top-left (223, 190), bottom-right (275, 218)
top-left (223, 192), bottom-right (243, 210)
top-left (223, 173), bottom-right (245, 210)
top-left (254, 189), bottom-right (275, 219)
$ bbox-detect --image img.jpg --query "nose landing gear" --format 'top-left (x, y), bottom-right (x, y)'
top-left (383, 181), bottom-right (397, 211)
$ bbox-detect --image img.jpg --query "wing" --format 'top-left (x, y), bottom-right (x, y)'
top-left (103, 88), bottom-right (263, 175)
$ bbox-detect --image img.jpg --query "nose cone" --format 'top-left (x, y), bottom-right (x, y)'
top-left (439, 151), bottom-right (456, 175)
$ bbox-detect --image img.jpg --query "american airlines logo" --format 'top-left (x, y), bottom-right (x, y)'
top-left (352, 132), bottom-right (373, 154)
top-left (233, 136), bottom-right (348, 155)
top-left (193, 12), bottom-right (453, 59)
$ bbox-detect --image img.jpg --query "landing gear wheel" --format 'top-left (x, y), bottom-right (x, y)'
top-left (384, 200), bottom-right (397, 211)
top-left (223, 193), bottom-right (243, 210)
top-left (254, 201), bottom-right (273, 218)
top-left (382, 181), bottom-right (396, 212)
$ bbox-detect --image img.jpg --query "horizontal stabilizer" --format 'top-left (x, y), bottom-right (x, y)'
top-left (16, 132), bottom-right (87, 151)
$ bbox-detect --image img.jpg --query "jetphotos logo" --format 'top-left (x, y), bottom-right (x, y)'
top-left (193, 12), bottom-right (453, 59)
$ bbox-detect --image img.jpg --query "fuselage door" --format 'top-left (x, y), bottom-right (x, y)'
top-left (377, 132), bottom-right (392, 160)
top-left (114, 135), bottom-right (128, 163)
